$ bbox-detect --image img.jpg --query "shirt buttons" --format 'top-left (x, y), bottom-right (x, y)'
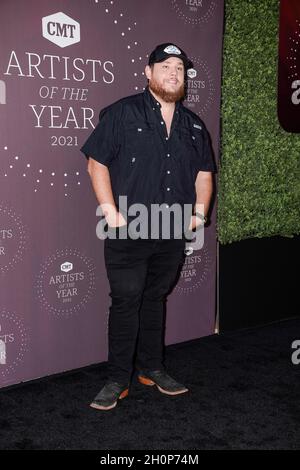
top-left (192, 135), bottom-right (195, 140)
top-left (160, 121), bottom-right (164, 125)
top-left (152, 107), bottom-right (155, 111)
top-left (167, 187), bottom-right (170, 191)
top-left (167, 170), bottom-right (170, 174)
top-left (167, 153), bottom-right (170, 157)
top-left (165, 137), bottom-right (168, 140)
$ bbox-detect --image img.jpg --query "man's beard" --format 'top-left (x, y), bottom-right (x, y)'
top-left (149, 77), bottom-right (185, 103)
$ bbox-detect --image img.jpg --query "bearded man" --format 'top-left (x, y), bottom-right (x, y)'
top-left (81, 43), bottom-right (216, 411)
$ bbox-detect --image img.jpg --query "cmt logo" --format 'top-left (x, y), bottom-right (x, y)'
top-left (187, 68), bottom-right (197, 79)
top-left (61, 262), bottom-right (73, 273)
top-left (42, 12), bottom-right (80, 48)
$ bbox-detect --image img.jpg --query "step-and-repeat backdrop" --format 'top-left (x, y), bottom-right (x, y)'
top-left (0, 0), bottom-right (224, 387)
top-left (278, 0), bottom-right (300, 132)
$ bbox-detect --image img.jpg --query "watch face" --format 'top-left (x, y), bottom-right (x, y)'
top-left (278, 0), bottom-right (300, 133)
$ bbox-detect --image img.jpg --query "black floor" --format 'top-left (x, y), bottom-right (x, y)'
top-left (0, 318), bottom-right (299, 450)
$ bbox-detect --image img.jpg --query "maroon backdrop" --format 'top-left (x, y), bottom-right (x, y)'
top-left (0, 0), bottom-right (224, 388)
top-left (278, 0), bottom-right (300, 132)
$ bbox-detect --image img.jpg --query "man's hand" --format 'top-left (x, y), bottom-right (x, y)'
top-left (106, 210), bottom-right (127, 228)
top-left (87, 158), bottom-right (127, 228)
top-left (188, 215), bottom-right (204, 231)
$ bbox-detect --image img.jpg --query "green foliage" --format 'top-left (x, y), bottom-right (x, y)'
top-left (218, 0), bottom-right (300, 244)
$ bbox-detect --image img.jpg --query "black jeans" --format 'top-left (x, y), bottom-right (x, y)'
top-left (104, 235), bottom-right (186, 384)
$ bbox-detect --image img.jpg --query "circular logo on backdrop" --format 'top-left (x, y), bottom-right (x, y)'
top-left (0, 205), bottom-right (27, 275)
top-left (185, 57), bottom-right (215, 116)
top-left (171, 0), bottom-right (217, 25)
top-left (36, 248), bottom-right (96, 317)
top-left (0, 310), bottom-right (29, 382)
top-left (175, 246), bottom-right (212, 294)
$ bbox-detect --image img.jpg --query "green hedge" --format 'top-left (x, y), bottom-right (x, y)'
top-left (218, 0), bottom-right (300, 244)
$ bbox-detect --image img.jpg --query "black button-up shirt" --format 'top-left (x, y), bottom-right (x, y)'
top-left (81, 86), bottom-right (216, 219)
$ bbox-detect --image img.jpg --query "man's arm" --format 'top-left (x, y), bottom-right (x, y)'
top-left (189, 171), bottom-right (213, 230)
top-left (87, 157), bottom-right (126, 227)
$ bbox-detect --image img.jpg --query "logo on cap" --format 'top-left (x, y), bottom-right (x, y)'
top-left (164, 45), bottom-right (181, 55)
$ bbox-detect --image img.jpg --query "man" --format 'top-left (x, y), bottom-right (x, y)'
top-left (81, 43), bottom-right (216, 411)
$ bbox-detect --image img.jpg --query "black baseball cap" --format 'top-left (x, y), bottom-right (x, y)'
top-left (148, 43), bottom-right (193, 70)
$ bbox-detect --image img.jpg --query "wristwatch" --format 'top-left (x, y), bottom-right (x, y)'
top-left (195, 212), bottom-right (208, 225)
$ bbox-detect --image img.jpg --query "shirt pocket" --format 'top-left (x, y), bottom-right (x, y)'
top-left (180, 125), bottom-right (202, 147)
top-left (123, 124), bottom-right (155, 177)
top-left (124, 124), bottom-right (154, 153)
top-left (179, 126), bottom-right (203, 179)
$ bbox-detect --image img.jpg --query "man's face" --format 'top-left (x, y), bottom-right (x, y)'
top-left (145, 57), bottom-right (185, 103)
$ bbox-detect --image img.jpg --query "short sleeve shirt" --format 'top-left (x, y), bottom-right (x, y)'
top-left (81, 86), bottom-right (217, 212)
